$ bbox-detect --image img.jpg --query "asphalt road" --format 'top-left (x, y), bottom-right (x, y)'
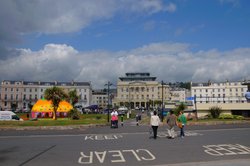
top-left (0, 123), bottom-right (250, 166)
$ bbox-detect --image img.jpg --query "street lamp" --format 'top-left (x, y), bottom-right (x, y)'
top-left (105, 81), bottom-right (112, 123)
top-left (161, 80), bottom-right (164, 122)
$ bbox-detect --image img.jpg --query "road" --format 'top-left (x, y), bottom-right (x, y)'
top-left (0, 122), bottom-right (250, 166)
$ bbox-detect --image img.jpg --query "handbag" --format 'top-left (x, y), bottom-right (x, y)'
top-left (178, 123), bottom-right (183, 128)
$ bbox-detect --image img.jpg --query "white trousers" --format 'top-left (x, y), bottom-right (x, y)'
top-left (167, 126), bottom-right (175, 138)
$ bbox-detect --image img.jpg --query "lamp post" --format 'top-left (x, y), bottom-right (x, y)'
top-left (105, 81), bottom-right (112, 123)
top-left (161, 80), bottom-right (164, 122)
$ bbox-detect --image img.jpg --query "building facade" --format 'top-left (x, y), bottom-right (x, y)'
top-left (191, 81), bottom-right (248, 104)
top-left (114, 73), bottom-right (170, 109)
top-left (91, 90), bottom-right (108, 109)
top-left (0, 80), bottom-right (92, 111)
top-left (191, 81), bottom-right (250, 117)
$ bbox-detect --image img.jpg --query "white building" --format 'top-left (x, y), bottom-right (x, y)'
top-left (191, 81), bottom-right (250, 117)
top-left (0, 80), bottom-right (92, 111)
top-left (114, 72), bottom-right (170, 109)
top-left (191, 81), bottom-right (248, 104)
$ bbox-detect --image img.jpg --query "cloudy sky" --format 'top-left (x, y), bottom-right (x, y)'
top-left (0, 0), bottom-right (249, 88)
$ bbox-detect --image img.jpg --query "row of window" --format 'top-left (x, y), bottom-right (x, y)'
top-left (2, 94), bottom-right (88, 100)
top-left (119, 87), bottom-right (167, 93)
top-left (195, 93), bottom-right (246, 98)
top-left (193, 88), bottom-right (246, 93)
top-left (197, 100), bottom-right (246, 104)
top-left (119, 94), bottom-right (168, 100)
top-left (3, 88), bottom-right (88, 93)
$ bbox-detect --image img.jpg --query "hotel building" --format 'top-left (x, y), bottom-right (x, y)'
top-left (0, 80), bottom-right (92, 111)
top-left (114, 72), bottom-right (170, 109)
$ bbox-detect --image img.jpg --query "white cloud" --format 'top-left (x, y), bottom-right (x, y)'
top-left (0, 43), bottom-right (249, 88)
top-left (165, 2), bottom-right (176, 13)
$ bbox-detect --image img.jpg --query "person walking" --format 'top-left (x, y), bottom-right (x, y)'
top-left (150, 111), bottom-right (160, 139)
top-left (178, 111), bottom-right (187, 138)
top-left (166, 110), bottom-right (177, 139)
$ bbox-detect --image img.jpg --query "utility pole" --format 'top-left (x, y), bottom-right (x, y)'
top-left (161, 80), bottom-right (164, 122)
top-left (105, 81), bottom-right (113, 123)
top-left (194, 95), bottom-right (198, 120)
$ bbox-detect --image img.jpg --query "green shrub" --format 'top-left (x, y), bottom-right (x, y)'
top-left (219, 114), bottom-right (233, 119)
top-left (68, 108), bottom-right (81, 120)
top-left (235, 115), bottom-right (244, 120)
top-left (209, 106), bottom-right (222, 118)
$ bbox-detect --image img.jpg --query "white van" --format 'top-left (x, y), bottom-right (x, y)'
top-left (0, 111), bottom-right (23, 121)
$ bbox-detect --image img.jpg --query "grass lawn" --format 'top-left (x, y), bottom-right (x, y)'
top-left (0, 114), bottom-right (109, 127)
top-left (0, 113), bottom-right (133, 127)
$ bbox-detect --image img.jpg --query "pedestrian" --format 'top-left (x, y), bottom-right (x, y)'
top-left (150, 111), bottom-right (160, 139)
top-left (120, 115), bottom-right (124, 126)
top-left (178, 111), bottom-right (187, 138)
top-left (111, 110), bottom-right (118, 128)
top-left (166, 110), bottom-right (177, 139)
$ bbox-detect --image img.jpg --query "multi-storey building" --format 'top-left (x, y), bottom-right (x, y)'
top-left (114, 72), bottom-right (170, 109)
top-left (91, 90), bottom-right (108, 109)
top-left (0, 80), bottom-right (92, 111)
top-left (191, 81), bottom-right (248, 104)
top-left (191, 81), bottom-right (250, 117)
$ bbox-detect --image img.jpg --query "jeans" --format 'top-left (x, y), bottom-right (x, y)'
top-left (152, 126), bottom-right (158, 139)
top-left (180, 125), bottom-right (185, 137)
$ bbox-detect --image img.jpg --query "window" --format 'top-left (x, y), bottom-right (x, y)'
top-left (16, 95), bottom-right (18, 100)
top-left (5, 94), bottom-right (7, 100)
top-left (30, 89), bottom-right (32, 92)
top-left (23, 95), bottom-right (26, 100)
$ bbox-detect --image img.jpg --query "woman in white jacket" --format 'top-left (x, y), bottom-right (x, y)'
top-left (150, 111), bottom-right (160, 139)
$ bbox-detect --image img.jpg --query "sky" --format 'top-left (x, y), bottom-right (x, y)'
top-left (0, 0), bottom-right (250, 88)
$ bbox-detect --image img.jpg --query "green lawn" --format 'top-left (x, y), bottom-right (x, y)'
top-left (0, 114), bottom-right (109, 127)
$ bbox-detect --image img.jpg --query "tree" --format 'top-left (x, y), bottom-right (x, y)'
top-left (44, 86), bottom-right (68, 120)
top-left (68, 89), bottom-right (79, 107)
top-left (174, 102), bottom-right (187, 116)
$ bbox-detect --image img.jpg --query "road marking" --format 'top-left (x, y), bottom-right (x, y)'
top-left (84, 134), bottom-right (123, 141)
top-left (19, 145), bottom-right (56, 166)
top-left (78, 149), bottom-right (156, 164)
top-left (157, 131), bottom-right (203, 138)
top-left (203, 144), bottom-right (250, 156)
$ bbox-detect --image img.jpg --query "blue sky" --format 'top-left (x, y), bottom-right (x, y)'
top-left (17, 0), bottom-right (250, 52)
top-left (0, 0), bottom-right (250, 88)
